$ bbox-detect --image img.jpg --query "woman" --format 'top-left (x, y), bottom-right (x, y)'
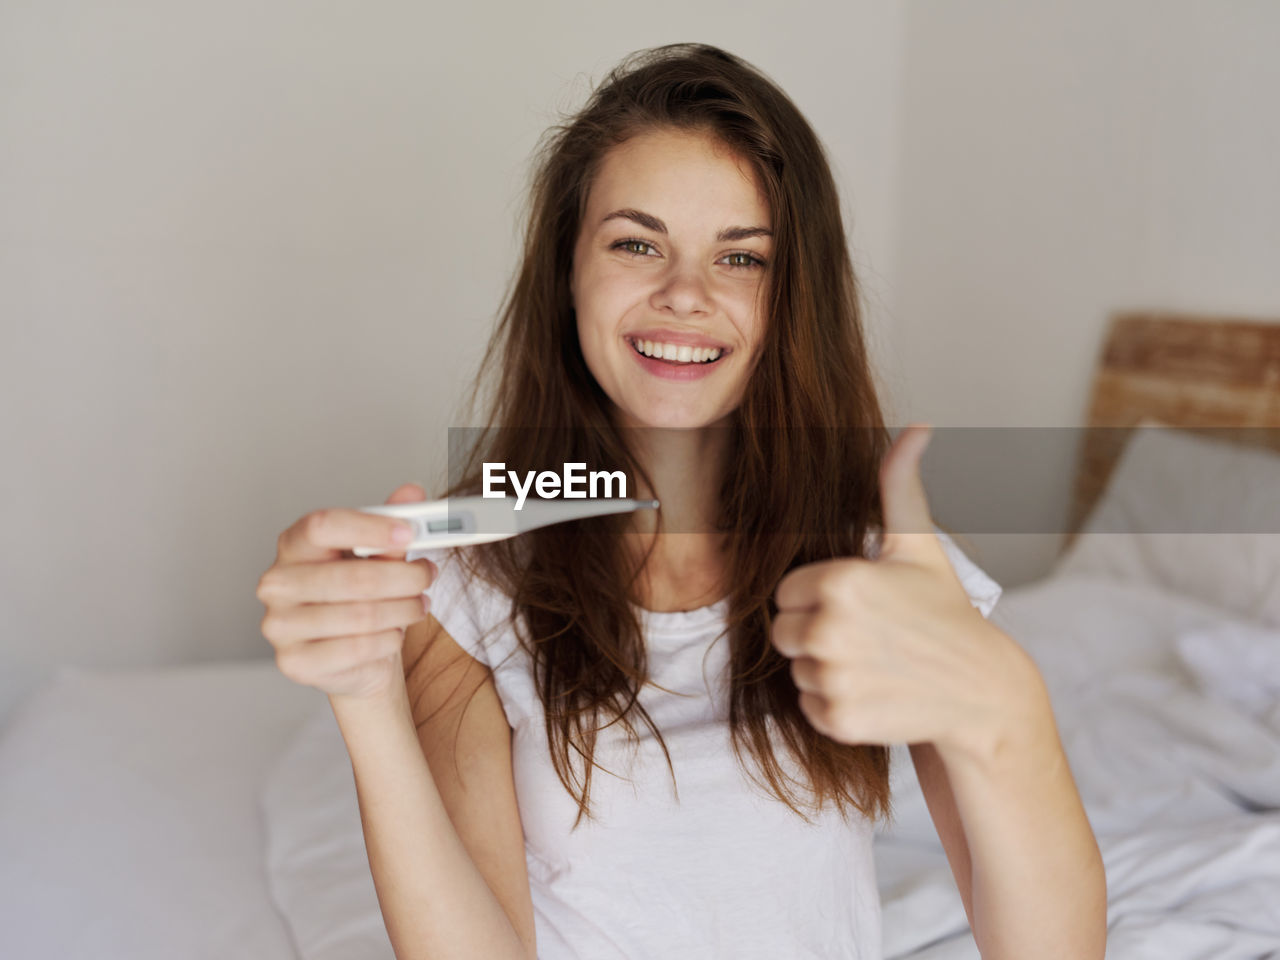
top-left (258, 43), bottom-right (1105, 960)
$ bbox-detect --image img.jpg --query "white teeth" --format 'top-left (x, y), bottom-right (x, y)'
top-left (632, 339), bottom-right (723, 364)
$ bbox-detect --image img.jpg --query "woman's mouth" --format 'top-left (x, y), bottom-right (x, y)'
top-left (625, 337), bottom-right (729, 381)
top-left (627, 337), bottom-right (727, 365)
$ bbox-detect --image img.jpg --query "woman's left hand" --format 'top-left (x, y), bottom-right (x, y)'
top-left (770, 424), bottom-right (1039, 757)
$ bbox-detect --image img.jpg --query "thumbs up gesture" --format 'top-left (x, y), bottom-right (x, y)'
top-left (771, 424), bottom-right (1033, 756)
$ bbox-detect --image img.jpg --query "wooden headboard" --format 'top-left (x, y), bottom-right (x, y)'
top-left (1066, 311), bottom-right (1280, 540)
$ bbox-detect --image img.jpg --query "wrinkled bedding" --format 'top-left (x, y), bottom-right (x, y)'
top-left (876, 573), bottom-right (1280, 959)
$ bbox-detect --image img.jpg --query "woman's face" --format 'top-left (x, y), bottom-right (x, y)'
top-left (570, 127), bottom-right (772, 430)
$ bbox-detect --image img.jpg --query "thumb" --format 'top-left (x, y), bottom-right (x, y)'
top-left (366, 483), bottom-right (429, 562)
top-left (385, 482), bottom-right (428, 506)
top-left (879, 424), bottom-right (937, 558)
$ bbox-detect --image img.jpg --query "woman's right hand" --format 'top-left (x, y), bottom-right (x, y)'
top-left (257, 483), bottom-right (438, 702)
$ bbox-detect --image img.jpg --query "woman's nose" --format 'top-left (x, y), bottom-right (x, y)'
top-left (650, 262), bottom-right (713, 317)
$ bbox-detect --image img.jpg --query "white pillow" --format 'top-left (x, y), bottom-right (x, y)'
top-left (1054, 418), bottom-right (1280, 628)
top-left (261, 703), bottom-right (395, 960)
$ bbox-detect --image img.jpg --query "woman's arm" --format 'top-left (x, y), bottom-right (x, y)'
top-left (329, 668), bottom-right (534, 960)
top-left (912, 639), bottom-right (1107, 960)
top-left (770, 427), bottom-right (1106, 955)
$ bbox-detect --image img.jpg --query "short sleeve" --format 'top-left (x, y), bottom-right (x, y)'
top-left (403, 547), bottom-right (536, 730)
top-left (404, 545), bottom-right (511, 670)
top-left (935, 529), bottom-right (1003, 618)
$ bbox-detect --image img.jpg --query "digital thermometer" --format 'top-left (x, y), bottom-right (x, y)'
top-left (353, 495), bottom-right (659, 557)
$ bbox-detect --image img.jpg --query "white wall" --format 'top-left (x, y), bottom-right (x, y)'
top-left (0, 1), bottom-right (908, 724)
top-left (890, 0), bottom-right (1280, 586)
top-left (6, 0), bottom-right (1277, 725)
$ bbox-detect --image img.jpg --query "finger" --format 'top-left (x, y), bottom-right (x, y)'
top-left (773, 558), bottom-right (853, 612)
top-left (797, 690), bottom-right (840, 738)
top-left (258, 557), bottom-right (435, 607)
top-left (277, 507), bottom-right (417, 565)
top-left (789, 655), bottom-right (831, 695)
top-left (770, 608), bottom-right (818, 658)
top-left (274, 629), bottom-right (406, 685)
top-left (261, 596), bottom-right (427, 648)
top-left (362, 483), bottom-right (432, 562)
top-left (879, 424), bottom-right (943, 560)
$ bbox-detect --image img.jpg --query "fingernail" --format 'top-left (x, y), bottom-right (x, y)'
top-left (391, 523), bottom-right (413, 544)
top-left (421, 593), bottom-right (432, 615)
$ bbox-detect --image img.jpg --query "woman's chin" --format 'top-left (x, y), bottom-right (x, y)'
top-left (617, 412), bottom-right (731, 432)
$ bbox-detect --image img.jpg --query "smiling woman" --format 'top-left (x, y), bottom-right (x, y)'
top-left (571, 128), bottom-right (770, 421)
top-left (258, 41), bottom-right (1105, 960)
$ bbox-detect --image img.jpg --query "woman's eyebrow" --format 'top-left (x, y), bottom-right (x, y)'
top-left (600, 208), bottom-right (771, 242)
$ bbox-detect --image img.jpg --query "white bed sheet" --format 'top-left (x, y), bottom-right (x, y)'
top-left (0, 658), bottom-right (321, 960)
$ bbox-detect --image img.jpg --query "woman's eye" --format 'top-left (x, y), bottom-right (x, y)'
top-left (613, 239), bottom-right (655, 257)
top-left (610, 239), bottom-right (765, 271)
top-left (723, 252), bottom-right (765, 270)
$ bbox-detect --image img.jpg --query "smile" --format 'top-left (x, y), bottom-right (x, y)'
top-left (625, 337), bottom-right (728, 382)
top-left (627, 337), bottom-right (727, 365)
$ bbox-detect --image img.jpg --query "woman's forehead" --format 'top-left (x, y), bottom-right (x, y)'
top-left (584, 131), bottom-right (771, 232)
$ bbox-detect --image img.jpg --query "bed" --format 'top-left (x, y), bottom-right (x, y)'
top-left (2, 312), bottom-right (1278, 959)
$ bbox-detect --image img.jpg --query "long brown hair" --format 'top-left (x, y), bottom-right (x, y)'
top-left (420, 43), bottom-right (893, 829)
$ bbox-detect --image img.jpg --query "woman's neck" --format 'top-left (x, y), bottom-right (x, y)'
top-left (620, 424), bottom-right (732, 612)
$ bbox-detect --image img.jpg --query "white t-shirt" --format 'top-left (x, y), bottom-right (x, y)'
top-left (407, 530), bottom-right (1002, 960)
